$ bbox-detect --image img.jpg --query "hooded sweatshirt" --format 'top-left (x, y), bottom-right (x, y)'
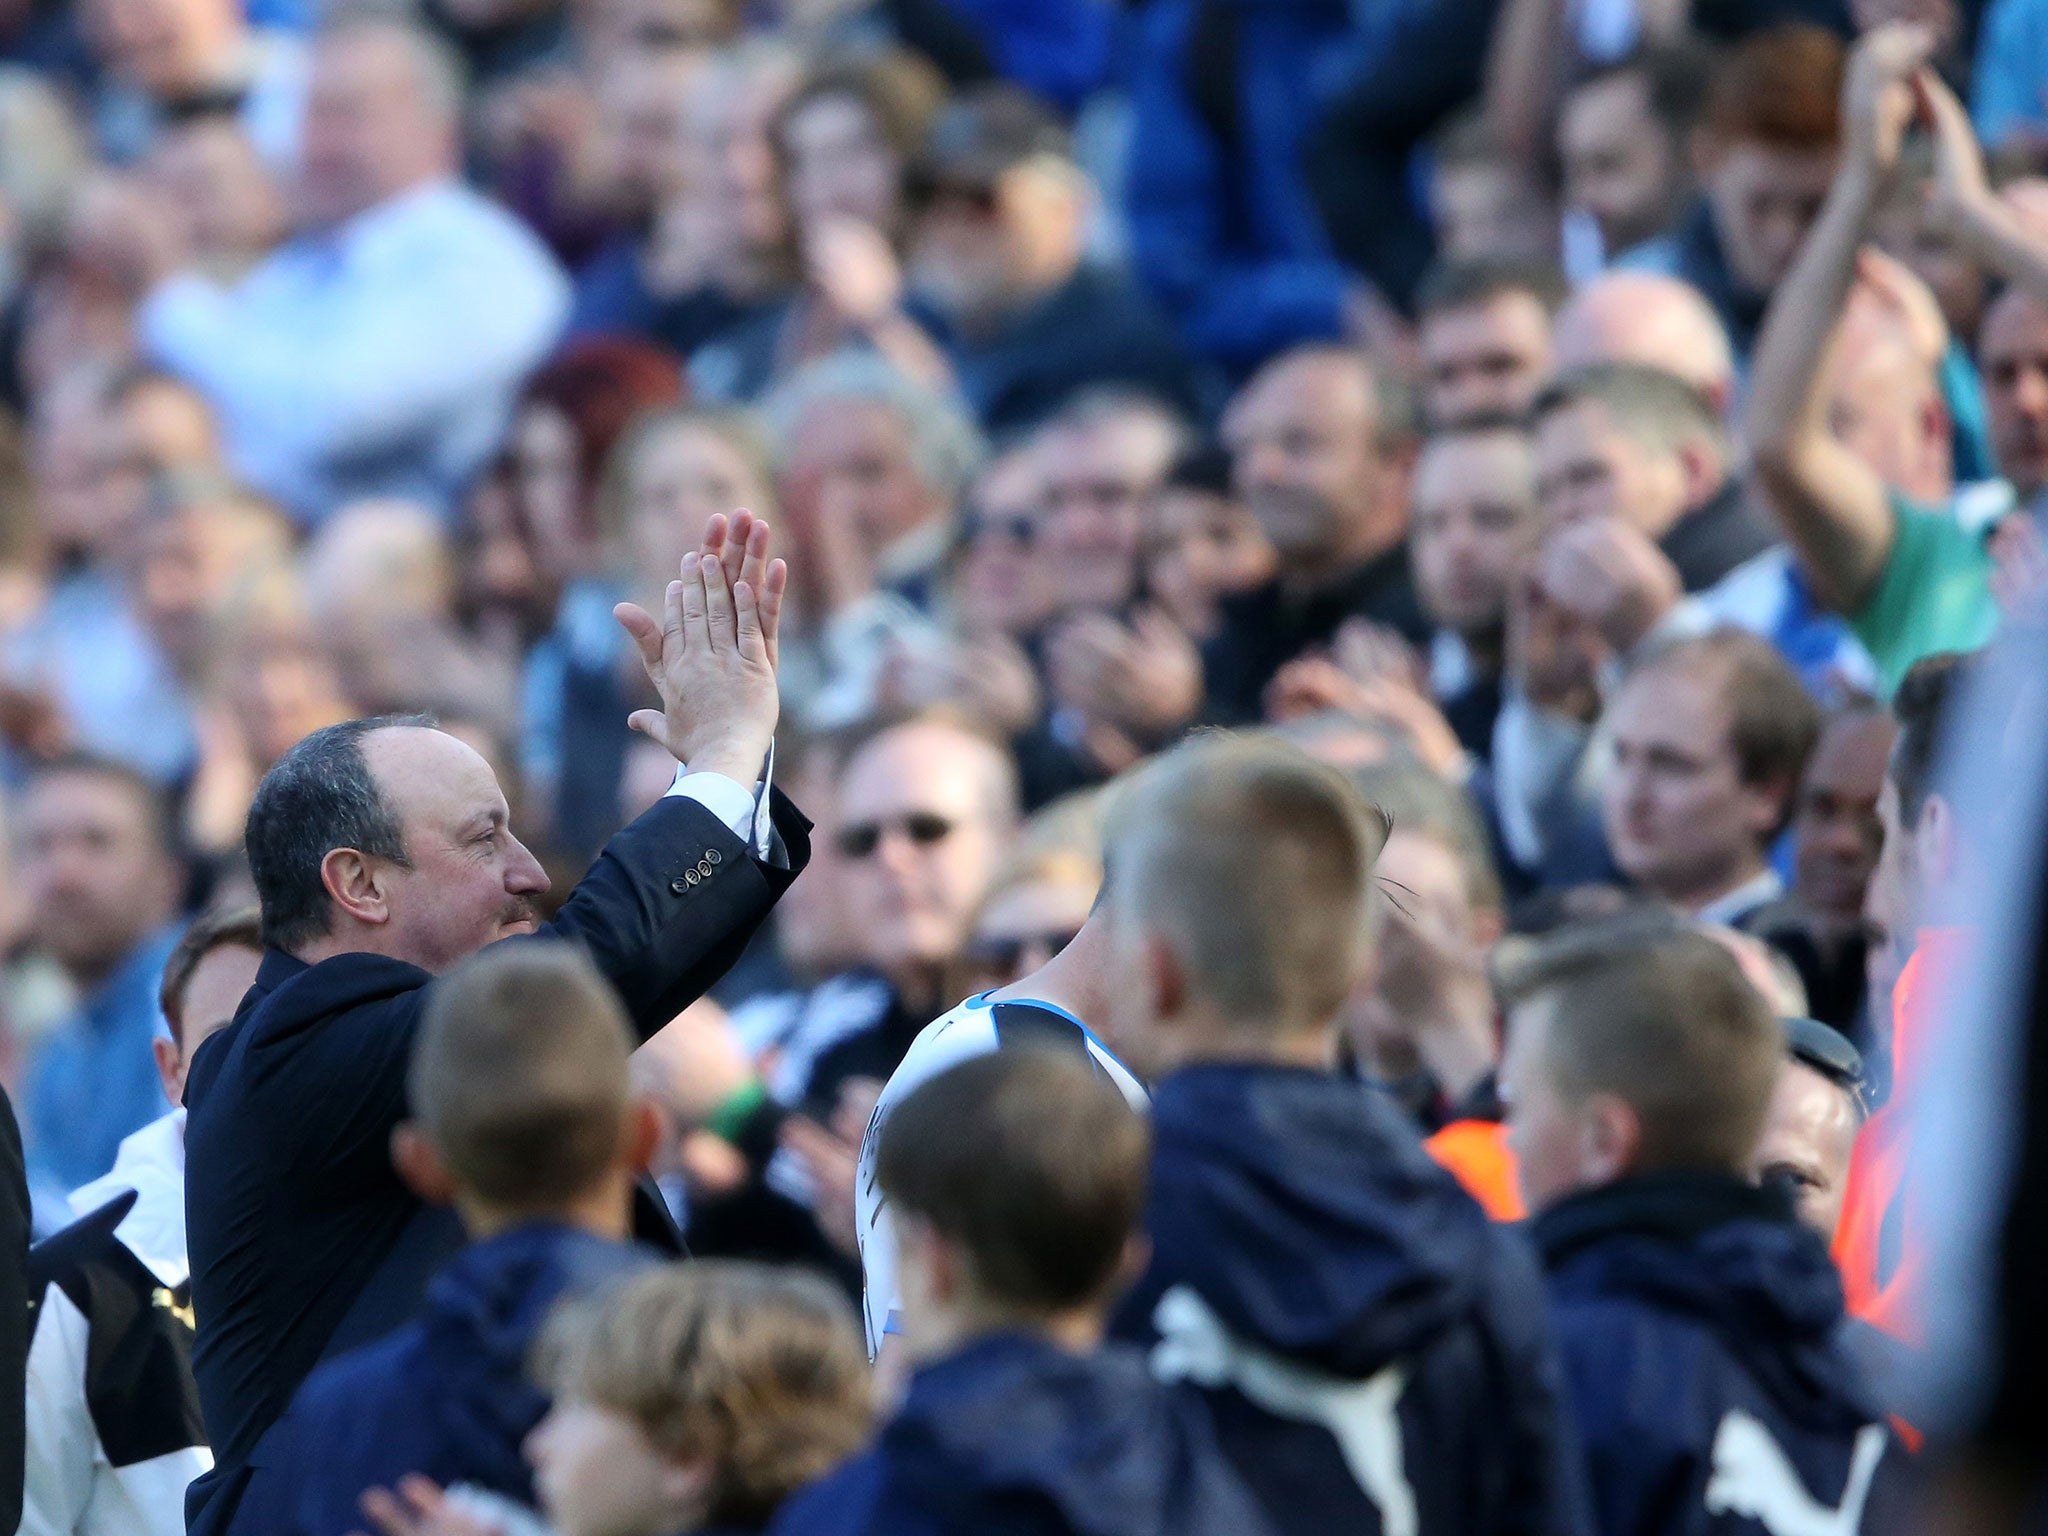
top-left (771, 1331), bottom-right (1271, 1536)
top-left (1111, 1063), bottom-right (1589, 1536)
top-left (266, 1223), bottom-right (654, 1536)
top-left (1534, 1171), bottom-right (1904, 1536)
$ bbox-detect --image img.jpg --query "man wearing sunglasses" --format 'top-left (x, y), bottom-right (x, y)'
top-left (851, 853), bottom-right (1146, 1369)
top-left (732, 715), bottom-right (1018, 1276)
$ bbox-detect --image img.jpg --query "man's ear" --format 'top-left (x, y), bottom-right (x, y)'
top-left (1742, 773), bottom-right (1795, 844)
top-left (1673, 436), bottom-right (1723, 510)
top-left (152, 1035), bottom-right (184, 1109)
top-left (1917, 791), bottom-right (1957, 888)
top-left (390, 1122), bottom-right (457, 1205)
top-left (1144, 931), bottom-right (1187, 1027)
top-left (622, 1096), bottom-right (666, 1177)
top-left (1112, 1232), bottom-right (1153, 1297)
top-left (320, 847), bottom-right (392, 928)
top-left (1581, 1093), bottom-right (1643, 1186)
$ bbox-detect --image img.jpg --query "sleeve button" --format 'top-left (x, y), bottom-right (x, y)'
top-left (706, 848), bottom-right (723, 865)
top-left (697, 859), bottom-right (714, 877)
top-left (685, 869), bottom-right (701, 887)
top-left (670, 878), bottom-right (690, 895)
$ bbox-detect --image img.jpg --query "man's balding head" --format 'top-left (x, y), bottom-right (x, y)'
top-left (299, 19), bottom-right (463, 229)
top-left (1551, 273), bottom-right (1737, 416)
top-left (1826, 279), bottom-right (1952, 506)
top-left (1223, 346), bottom-right (1406, 580)
top-left (245, 716), bottom-right (549, 973)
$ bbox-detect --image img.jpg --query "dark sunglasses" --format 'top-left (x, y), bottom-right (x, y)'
top-left (836, 812), bottom-right (957, 860)
top-left (965, 928), bottom-right (1082, 971)
top-left (961, 511), bottom-right (1037, 547)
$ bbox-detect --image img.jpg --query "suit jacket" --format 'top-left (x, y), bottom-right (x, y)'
top-left (182, 789), bottom-right (808, 1533)
top-left (0, 1086), bottom-right (29, 1534)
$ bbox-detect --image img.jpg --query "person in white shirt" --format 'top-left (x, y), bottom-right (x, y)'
top-left (134, 17), bottom-right (569, 523)
top-left (854, 889), bottom-right (1146, 1364)
top-left (21, 908), bottom-right (263, 1536)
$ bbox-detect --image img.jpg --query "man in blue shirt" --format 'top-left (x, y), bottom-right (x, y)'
top-left (21, 755), bottom-right (186, 1213)
top-left (131, 16), bottom-right (568, 523)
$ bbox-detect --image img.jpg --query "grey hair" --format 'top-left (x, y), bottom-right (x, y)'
top-left (317, 7), bottom-right (469, 125)
top-left (244, 714), bottom-right (435, 953)
top-left (762, 355), bottom-right (986, 502)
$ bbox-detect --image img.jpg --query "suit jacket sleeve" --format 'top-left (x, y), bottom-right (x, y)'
top-left (542, 785), bottom-right (811, 1040)
top-left (0, 1088), bottom-right (28, 1534)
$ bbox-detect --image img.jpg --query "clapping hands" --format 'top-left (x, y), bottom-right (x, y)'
top-left (614, 511), bottom-right (787, 786)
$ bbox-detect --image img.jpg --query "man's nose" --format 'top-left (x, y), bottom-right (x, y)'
top-left (505, 836), bottom-right (551, 898)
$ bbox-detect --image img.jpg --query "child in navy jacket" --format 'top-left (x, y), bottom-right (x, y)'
top-left (772, 1048), bottom-right (1271, 1536)
top-left (1498, 916), bottom-right (1906, 1536)
top-left (1099, 735), bottom-right (1591, 1536)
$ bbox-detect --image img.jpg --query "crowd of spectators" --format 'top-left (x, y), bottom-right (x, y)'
top-left (2, 0), bottom-right (2047, 1525)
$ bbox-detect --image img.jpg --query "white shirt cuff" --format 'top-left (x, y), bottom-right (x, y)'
top-left (664, 743), bottom-right (775, 856)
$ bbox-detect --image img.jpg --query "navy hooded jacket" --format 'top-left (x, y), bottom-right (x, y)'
top-left (266, 1223), bottom-right (655, 1536)
top-left (769, 1331), bottom-right (1273, 1536)
top-left (1534, 1172), bottom-right (1904, 1536)
top-left (1111, 1063), bottom-right (1590, 1536)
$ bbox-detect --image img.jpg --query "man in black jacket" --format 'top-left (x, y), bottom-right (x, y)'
top-left (0, 1086), bottom-right (27, 1536)
top-left (1499, 915), bottom-right (1903, 1536)
top-left (182, 512), bottom-right (807, 1535)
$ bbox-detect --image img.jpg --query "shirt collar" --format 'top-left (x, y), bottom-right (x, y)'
top-left (1692, 868), bottom-right (1784, 928)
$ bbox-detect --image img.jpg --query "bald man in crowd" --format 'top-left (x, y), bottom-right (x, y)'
top-left (1206, 345), bottom-right (1429, 721)
top-left (1551, 271), bottom-right (1740, 419)
top-left (133, 15), bottom-right (569, 522)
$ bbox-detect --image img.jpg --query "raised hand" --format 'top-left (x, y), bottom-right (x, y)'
top-left (1841, 23), bottom-right (1937, 182)
top-left (1538, 517), bottom-right (1682, 657)
top-left (1915, 68), bottom-right (1996, 235)
top-left (614, 513), bottom-right (786, 784)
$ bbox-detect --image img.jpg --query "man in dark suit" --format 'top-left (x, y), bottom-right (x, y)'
top-left (182, 512), bottom-right (806, 1535)
top-left (0, 1086), bottom-right (29, 1535)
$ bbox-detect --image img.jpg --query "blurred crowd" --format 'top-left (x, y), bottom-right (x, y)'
top-left (2, 0), bottom-right (2048, 1522)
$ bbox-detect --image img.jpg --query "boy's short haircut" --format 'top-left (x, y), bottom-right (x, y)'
top-left (160, 905), bottom-right (264, 1047)
top-left (1108, 734), bottom-right (1391, 1034)
top-left (411, 941), bottom-right (635, 1207)
top-left (1499, 914), bottom-right (1782, 1175)
top-left (539, 1261), bottom-right (870, 1529)
top-left (876, 1048), bottom-right (1149, 1313)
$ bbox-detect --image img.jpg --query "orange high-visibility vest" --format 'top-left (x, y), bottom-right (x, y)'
top-left (1833, 927), bottom-right (1970, 1344)
top-left (1426, 1118), bottom-right (1526, 1222)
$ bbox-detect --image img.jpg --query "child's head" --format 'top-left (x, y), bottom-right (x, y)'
top-left (1496, 914), bottom-right (1782, 1215)
top-left (877, 1047), bottom-right (1149, 1358)
top-left (395, 942), bottom-right (660, 1235)
top-left (529, 1261), bottom-right (872, 1536)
